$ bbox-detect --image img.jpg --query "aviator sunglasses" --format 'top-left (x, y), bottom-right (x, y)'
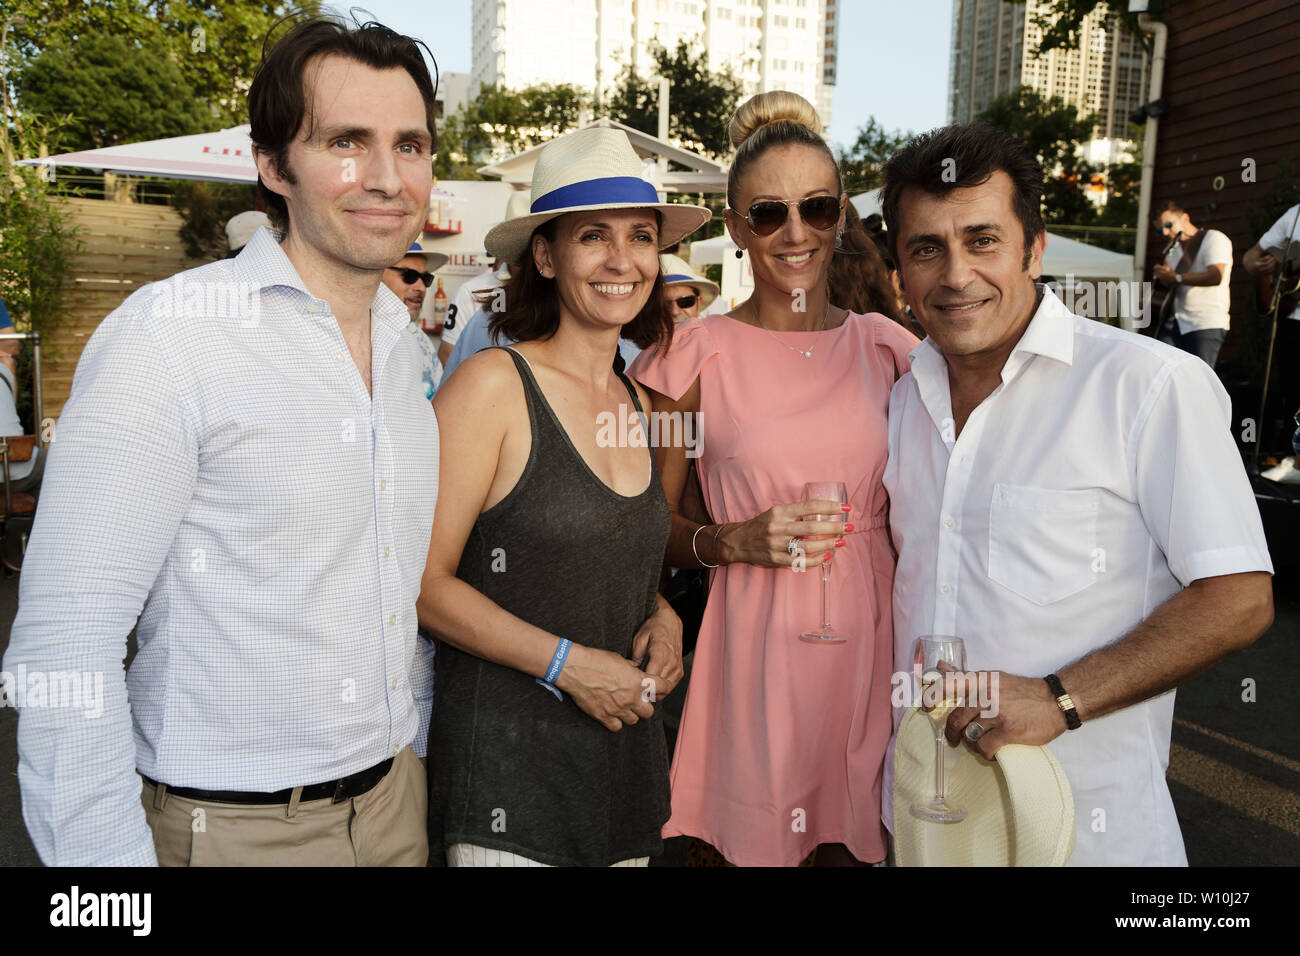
top-left (735, 195), bottom-right (843, 236)
top-left (670, 292), bottom-right (700, 309)
top-left (387, 266), bottom-right (434, 286)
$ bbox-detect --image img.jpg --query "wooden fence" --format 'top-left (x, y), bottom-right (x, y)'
top-left (44, 198), bottom-right (203, 419)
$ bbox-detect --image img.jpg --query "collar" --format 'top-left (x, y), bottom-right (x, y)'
top-left (907, 284), bottom-right (1075, 382)
top-left (229, 226), bottom-right (410, 332)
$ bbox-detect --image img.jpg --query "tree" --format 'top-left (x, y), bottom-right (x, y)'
top-left (435, 81), bottom-right (592, 179)
top-left (977, 85), bottom-right (1100, 224)
top-left (606, 39), bottom-right (743, 161)
top-left (837, 118), bottom-right (912, 196)
top-left (5, 0), bottom-right (323, 143)
top-left (18, 33), bottom-right (215, 150)
top-left (1012, 0), bottom-right (1147, 55)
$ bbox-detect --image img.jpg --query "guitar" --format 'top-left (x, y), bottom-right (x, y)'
top-left (1147, 231), bottom-right (1182, 332)
top-left (1254, 238), bottom-right (1300, 316)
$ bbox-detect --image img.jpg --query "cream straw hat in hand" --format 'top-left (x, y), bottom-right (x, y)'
top-left (892, 707), bottom-right (1076, 866)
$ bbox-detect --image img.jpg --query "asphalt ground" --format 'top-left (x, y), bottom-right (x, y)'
top-left (1, 564), bottom-right (1296, 867)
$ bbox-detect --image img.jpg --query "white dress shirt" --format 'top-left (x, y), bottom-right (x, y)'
top-left (4, 228), bottom-right (439, 865)
top-left (883, 287), bottom-right (1272, 866)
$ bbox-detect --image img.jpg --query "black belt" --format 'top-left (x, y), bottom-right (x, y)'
top-left (143, 757), bottom-right (395, 806)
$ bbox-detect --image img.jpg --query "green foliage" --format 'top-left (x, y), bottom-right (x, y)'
top-left (171, 180), bottom-right (260, 259)
top-left (0, 114), bottom-right (82, 382)
top-left (435, 81), bottom-right (591, 179)
top-left (1012, 0), bottom-right (1147, 55)
top-left (4, 0), bottom-right (321, 138)
top-left (19, 33), bottom-right (214, 150)
top-left (606, 39), bottom-right (743, 161)
top-left (977, 85), bottom-right (1100, 225)
top-left (837, 118), bottom-right (913, 196)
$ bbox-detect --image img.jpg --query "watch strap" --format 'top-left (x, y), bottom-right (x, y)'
top-left (1044, 673), bottom-right (1082, 730)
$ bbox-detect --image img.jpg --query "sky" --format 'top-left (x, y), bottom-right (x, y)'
top-left (355, 0), bottom-right (953, 153)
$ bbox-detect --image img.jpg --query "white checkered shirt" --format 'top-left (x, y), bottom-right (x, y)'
top-left (5, 228), bottom-right (439, 865)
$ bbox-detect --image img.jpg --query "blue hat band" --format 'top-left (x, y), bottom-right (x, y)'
top-left (664, 273), bottom-right (699, 283)
top-left (531, 176), bottom-right (660, 214)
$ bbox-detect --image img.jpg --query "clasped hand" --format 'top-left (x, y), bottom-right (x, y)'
top-left (556, 602), bottom-right (683, 732)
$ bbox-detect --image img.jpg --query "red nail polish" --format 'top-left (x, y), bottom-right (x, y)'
top-left (844, 523), bottom-right (855, 532)
top-left (835, 539), bottom-right (845, 548)
top-left (840, 504), bottom-right (851, 512)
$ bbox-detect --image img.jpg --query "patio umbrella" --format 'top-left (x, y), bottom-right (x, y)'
top-left (17, 125), bottom-right (256, 184)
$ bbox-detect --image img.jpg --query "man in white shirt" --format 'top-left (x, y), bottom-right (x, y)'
top-left (1243, 203), bottom-right (1300, 480)
top-left (879, 123), bottom-right (1274, 866)
top-left (3, 17), bottom-right (440, 866)
top-left (1152, 202), bottom-right (1233, 368)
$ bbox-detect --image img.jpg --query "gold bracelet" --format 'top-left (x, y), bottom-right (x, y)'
top-left (711, 522), bottom-right (726, 566)
top-left (692, 524), bottom-right (719, 568)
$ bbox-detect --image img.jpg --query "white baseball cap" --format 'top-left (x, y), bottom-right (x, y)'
top-left (225, 210), bottom-right (272, 252)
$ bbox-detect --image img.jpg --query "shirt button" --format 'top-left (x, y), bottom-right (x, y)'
top-left (335, 352), bottom-right (346, 364)
top-left (383, 547), bottom-right (391, 558)
top-left (392, 745), bottom-right (400, 756)
top-left (391, 678), bottom-right (398, 690)
top-left (389, 614), bottom-right (397, 626)
top-left (379, 479), bottom-right (387, 491)
top-left (941, 584), bottom-right (952, 595)
top-left (944, 518), bottom-right (955, 529)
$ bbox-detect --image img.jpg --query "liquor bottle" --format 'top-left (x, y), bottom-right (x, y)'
top-left (432, 277), bottom-right (448, 335)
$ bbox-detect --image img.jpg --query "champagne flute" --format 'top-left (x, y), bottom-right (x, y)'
top-left (798, 481), bottom-right (849, 644)
top-left (908, 635), bottom-right (969, 823)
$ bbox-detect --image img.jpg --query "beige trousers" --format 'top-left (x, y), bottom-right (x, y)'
top-left (141, 747), bottom-right (427, 866)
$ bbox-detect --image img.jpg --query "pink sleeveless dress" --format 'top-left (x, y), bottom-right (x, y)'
top-left (629, 311), bottom-right (917, 866)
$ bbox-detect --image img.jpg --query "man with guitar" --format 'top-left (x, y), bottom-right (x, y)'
top-left (1243, 202), bottom-right (1300, 482)
top-left (1152, 201), bottom-right (1234, 368)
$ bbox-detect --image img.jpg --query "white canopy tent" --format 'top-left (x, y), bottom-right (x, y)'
top-left (19, 125), bottom-right (259, 183)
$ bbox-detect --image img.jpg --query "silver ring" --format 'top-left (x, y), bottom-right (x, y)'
top-left (786, 536), bottom-right (802, 556)
top-left (963, 720), bottom-right (986, 743)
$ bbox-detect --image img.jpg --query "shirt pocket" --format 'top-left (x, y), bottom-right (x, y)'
top-left (987, 484), bottom-right (1100, 606)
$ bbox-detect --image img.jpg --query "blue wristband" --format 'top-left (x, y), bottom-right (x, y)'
top-left (535, 638), bottom-right (572, 701)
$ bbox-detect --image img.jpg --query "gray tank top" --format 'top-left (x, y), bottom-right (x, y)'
top-left (428, 347), bottom-right (671, 866)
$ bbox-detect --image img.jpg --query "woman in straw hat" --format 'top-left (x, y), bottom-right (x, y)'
top-left (417, 125), bottom-right (710, 866)
top-left (629, 91), bottom-right (919, 866)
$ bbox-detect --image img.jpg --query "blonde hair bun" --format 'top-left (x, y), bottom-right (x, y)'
top-left (728, 91), bottom-right (823, 149)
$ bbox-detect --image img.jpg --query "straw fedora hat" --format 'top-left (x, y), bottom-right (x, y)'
top-left (892, 707), bottom-right (1076, 866)
top-left (483, 127), bottom-right (711, 263)
top-left (659, 253), bottom-right (719, 309)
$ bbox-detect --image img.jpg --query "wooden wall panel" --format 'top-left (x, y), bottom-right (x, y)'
top-left (43, 198), bottom-right (204, 419)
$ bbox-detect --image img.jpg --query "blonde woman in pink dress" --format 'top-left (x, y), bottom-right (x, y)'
top-left (630, 92), bottom-right (918, 866)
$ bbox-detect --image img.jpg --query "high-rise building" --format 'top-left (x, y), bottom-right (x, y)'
top-left (948, 0), bottom-right (1148, 162)
top-left (471, 0), bottom-right (837, 130)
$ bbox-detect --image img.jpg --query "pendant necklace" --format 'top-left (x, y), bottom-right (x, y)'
top-left (751, 299), bottom-right (830, 358)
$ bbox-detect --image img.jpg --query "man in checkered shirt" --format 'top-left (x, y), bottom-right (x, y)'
top-left (4, 17), bottom-right (441, 866)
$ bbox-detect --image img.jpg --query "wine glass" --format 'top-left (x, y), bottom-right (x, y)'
top-left (798, 481), bottom-right (849, 644)
top-left (908, 635), bottom-right (969, 823)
